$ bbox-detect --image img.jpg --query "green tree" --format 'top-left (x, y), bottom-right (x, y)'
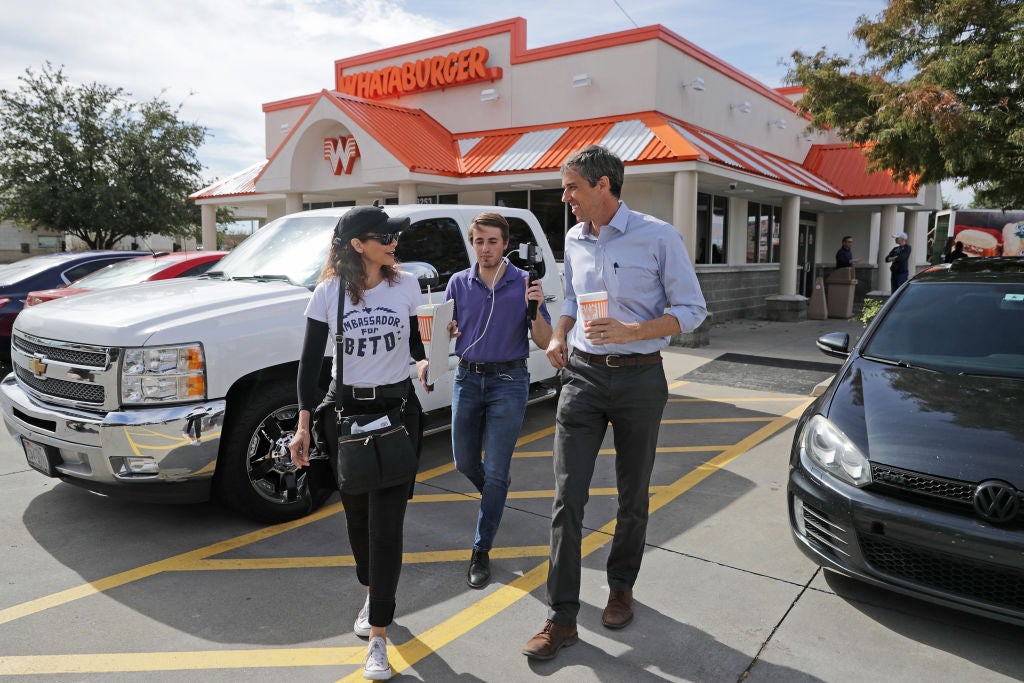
top-left (0, 63), bottom-right (209, 249)
top-left (786, 1), bottom-right (1024, 208)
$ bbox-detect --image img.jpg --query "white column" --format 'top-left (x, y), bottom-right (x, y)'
top-left (398, 182), bottom-right (418, 205)
top-left (672, 170), bottom-right (698, 263)
top-left (200, 204), bottom-right (217, 251)
top-left (907, 210), bottom-right (930, 268)
top-left (727, 197), bottom-right (748, 265)
top-left (876, 205), bottom-right (900, 292)
top-left (285, 192), bottom-right (303, 215)
top-left (779, 196), bottom-right (800, 295)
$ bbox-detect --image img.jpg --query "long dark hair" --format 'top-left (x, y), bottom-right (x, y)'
top-left (317, 237), bottom-right (400, 305)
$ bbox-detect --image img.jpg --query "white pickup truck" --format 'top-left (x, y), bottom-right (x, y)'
top-left (0, 205), bottom-right (563, 523)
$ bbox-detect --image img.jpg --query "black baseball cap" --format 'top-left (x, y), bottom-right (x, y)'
top-left (334, 205), bottom-right (410, 242)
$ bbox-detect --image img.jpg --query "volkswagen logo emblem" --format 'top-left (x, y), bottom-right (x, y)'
top-left (973, 480), bottom-right (1020, 524)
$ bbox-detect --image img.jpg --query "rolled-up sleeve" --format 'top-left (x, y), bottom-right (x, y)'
top-left (660, 230), bottom-right (707, 334)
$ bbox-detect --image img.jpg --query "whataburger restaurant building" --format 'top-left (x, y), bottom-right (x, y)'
top-left (191, 17), bottom-right (940, 323)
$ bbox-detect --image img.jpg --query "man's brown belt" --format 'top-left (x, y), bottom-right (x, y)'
top-left (571, 348), bottom-right (662, 368)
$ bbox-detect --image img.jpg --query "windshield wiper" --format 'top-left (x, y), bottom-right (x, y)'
top-left (861, 354), bottom-right (941, 372)
top-left (203, 270), bottom-right (225, 279)
top-left (229, 274), bottom-right (298, 285)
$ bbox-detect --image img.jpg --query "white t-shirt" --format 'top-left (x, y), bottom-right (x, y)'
top-left (305, 271), bottom-right (421, 387)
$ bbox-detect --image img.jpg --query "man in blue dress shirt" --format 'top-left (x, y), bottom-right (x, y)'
top-left (445, 212), bottom-right (552, 590)
top-left (523, 145), bottom-right (707, 660)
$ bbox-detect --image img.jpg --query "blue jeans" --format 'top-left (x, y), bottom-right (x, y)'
top-left (451, 364), bottom-right (529, 552)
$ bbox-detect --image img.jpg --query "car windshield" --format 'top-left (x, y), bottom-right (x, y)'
top-left (67, 257), bottom-right (171, 289)
top-left (863, 281), bottom-right (1024, 378)
top-left (207, 215), bottom-right (336, 289)
top-left (0, 255), bottom-right (76, 285)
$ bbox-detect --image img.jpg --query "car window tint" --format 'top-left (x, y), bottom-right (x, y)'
top-left (63, 258), bottom-right (132, 284)
top-left (178, 261), bottom-right (219, 277)
top-left (395, 217), bottom-right (470, 293)
top-left (865, 282), bottom-right (1024, 376)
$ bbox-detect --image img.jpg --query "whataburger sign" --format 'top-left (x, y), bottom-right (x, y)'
top-left (336, 46), bottom-right (502, 100)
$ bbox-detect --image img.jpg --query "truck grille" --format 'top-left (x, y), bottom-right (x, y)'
top-left (14, 365), bottom-right (105, 404)
top-left (13, 334), bottom-right (109, 368)
top-left (11, 332), bottom-right (116, 409)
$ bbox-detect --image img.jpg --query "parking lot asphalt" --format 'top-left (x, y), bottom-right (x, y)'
top-left (2, 316), bottom-right (1024, 682)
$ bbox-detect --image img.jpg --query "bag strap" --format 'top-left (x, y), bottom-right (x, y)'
top-left (336, 279), bottom-right (346, 415)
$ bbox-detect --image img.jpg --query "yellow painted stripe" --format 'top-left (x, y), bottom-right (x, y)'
top-left (0, 500), bottom-right (345, 626)
top-left (516, 446), bottom-right (729, 457)
top-left (187, 546), bottom-right (551, 572)
top-left (661, 417), bottom-right (773, 424)
top-left (0, 647), bottom-right (366, 675)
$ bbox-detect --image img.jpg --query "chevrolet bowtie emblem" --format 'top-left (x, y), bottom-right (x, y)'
top-left (29, 357), bottom-right (47, 378)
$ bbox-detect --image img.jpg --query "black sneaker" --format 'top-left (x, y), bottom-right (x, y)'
top-left (467, 549), bottom-right (490, 589)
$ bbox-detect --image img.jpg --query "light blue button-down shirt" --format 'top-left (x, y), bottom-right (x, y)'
top-left (563, 201), bottom-right (707, 355)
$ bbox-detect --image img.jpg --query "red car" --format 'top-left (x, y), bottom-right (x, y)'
top-left (25, 250), bottom-right (227, 307)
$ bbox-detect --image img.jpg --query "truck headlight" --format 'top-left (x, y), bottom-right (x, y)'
top-left (799, 414), bottom-right (871, 487)
top-left (121, 344), bottom-right (206, 404)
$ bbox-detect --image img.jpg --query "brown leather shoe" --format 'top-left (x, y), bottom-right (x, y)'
top-left (602, 589), bottom-right (634, 629)
top-left (521, 619), bottom-right (578, 660)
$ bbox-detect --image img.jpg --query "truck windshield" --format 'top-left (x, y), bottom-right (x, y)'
top-left (210, 215), bottom-right (336, 289)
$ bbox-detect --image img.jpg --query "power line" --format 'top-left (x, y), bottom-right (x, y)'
top-left (613, 0), bottom-right (639, 28)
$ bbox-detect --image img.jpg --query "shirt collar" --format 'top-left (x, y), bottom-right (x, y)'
top-left (580, 201), bottom-right (630, 239)
top-left (471, 257), bottom-right (516, 284)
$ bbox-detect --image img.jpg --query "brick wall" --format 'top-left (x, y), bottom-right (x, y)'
top-left (695, 268), bottom-right (780, 321)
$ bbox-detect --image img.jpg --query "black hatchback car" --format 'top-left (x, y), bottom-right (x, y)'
top-left (788, 257), bottom-right (1024, 626)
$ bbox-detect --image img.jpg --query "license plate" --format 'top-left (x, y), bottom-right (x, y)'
top-left (23, 438), bottom-right (57, 477)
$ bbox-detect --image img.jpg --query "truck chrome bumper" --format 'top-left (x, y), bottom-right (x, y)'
top-left (0, 374), bottom-right (225, 498)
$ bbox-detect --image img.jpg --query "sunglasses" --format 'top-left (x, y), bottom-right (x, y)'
top-left (362, 232), bottom-right (401, 245)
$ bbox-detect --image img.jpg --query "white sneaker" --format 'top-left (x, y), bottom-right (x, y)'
top-left (363, 636), bottom-right (392, 680)
top-left (354, 593), bottom-right (371, 638)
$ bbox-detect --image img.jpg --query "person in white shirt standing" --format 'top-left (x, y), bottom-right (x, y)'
top-left (289, 205), bottom-right (430, 680)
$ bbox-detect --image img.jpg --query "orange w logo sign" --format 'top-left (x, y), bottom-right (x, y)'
top-left (323, 136), bottom-right (360, 175)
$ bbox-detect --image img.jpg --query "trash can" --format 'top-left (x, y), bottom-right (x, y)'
top-left (826, 267), bottom-right (858, 318)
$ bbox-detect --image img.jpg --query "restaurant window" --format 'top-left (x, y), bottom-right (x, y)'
top-left (496, 188), bottom-right (568, 260)
top-left (746, 201), bottom-right (781, 264)
top-left (695, 193), bottom-right (728, 264)
top-left (302, 200), bottom-right (355, 210)
top-left (417, 194), bottom-right (458, 204)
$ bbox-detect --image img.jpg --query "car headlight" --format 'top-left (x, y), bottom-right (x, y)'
top-left (799, 414), bottom-right (871, 486)
top-left (121, 344), bottom-right (206, 404)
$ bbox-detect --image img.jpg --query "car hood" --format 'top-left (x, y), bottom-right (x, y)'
top-left (824, 359), bottom-right (1024, 486)
top-left (14, 278), bottom-right (311, 347)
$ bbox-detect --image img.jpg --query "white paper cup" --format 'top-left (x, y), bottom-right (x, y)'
top-left (417, 304), bottom-right (436, 342)
top-left (577, 291), bottom-right (608, 323)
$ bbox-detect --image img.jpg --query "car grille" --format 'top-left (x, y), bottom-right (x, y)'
top-left (800, 501), bottom-right (852, 558)
top-left (14, 365), bottom-right (105, 404)
top-left (870, 462), bottom-right (1024, 527)
top-left (860, 532), bottom-right (1024, 611)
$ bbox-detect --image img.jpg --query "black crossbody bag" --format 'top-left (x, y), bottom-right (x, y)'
top-left (329, 284), bottom-right (419, 495)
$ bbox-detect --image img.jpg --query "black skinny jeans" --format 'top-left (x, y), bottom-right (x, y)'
top-left (324, 379), bottom-right (422, 628)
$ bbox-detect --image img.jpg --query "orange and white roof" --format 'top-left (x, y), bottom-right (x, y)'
top-left (192, 100), bottom-right (914, 203)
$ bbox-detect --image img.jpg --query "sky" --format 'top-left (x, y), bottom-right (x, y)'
top-left (0, 0), bottom-right (972, 206)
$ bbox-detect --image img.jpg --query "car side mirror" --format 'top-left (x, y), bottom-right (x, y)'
top-left (815, 332), bottom-right (850, 359)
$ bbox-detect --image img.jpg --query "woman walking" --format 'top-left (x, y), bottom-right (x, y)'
top-left (289, 205), bottom-right (429, 680)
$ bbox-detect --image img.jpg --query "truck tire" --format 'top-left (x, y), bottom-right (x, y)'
top-left (217, 382), bottom-right (333, 524)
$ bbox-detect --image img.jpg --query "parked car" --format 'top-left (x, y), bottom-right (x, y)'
top-left (0, 250), bottom-right (139, 361)
top-left (24, 250), bottom-right (228, 307)
top-left (788, 257), bottom-right (1024, 626)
